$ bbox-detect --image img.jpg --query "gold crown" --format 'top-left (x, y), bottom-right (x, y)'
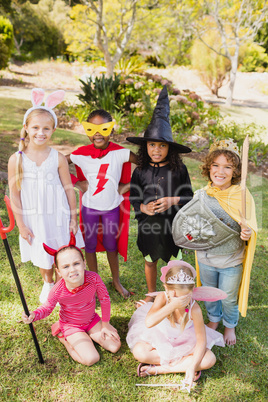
top-left (209, 138), bottom-right (241, 157)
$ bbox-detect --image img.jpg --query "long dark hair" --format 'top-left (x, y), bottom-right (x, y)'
top-left (136, 142), bottom-right (183, 171)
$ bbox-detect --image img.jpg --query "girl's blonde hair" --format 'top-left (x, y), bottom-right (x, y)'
top-left (16, 109), bottom-right (55, 190)
top-left (165, 265), bottom-right (195, 332)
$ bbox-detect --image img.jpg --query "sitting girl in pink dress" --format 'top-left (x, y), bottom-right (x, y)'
top-left (21, 234), bottom-right (121, 366)
top-left (126, 260), bottom-right (225, 389)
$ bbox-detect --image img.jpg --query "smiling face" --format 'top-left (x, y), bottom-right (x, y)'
top-left (56, 248), bottom-right (86, 290)
top-left (25, 111), bottom-right (55, 146)
top-left (87, 115), bottom-right (111, 149)
top-left (209, 154), bottom-right (234, 190)
top-left (147, 141), bottom-right (169, 163)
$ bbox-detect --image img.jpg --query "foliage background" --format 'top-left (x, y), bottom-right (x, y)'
top-left (0, 95), bottom-right (267, 401)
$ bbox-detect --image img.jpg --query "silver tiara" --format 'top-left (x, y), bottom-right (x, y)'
top-left (166, 269), bottom-right (195, 285)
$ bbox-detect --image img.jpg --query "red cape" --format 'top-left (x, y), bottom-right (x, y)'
top-left (71, 142), bottom-right (131, 261)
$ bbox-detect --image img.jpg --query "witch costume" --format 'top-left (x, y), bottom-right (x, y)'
top-left (127, 86), bottom-right (193, 262)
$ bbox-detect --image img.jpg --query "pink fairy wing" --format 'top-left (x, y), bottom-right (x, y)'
top-left (193, 287), bottom-right (227, 301)
top-left (45, 90), bottom-right (65, 109)
top-left (31, 88), bottom-right (45, 106)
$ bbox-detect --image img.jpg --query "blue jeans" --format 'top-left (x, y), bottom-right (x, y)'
top-left (198, 261), bottom-right (243, 328)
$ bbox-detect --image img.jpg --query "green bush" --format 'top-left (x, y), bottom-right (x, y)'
top-left (239, 43), bottom-right (268, 72)
top-left (78, 73), bottom-right (122, 113)
top-left (77, 72), bottom-right (160, 118)
top-left (191, 34), bottom-right (231, 97)
top-left (66, 103), bottom-right (91, 123)
top-left (70, 71), bottom-right (221, 138)
top-left (12, 2), bottom-right (66, 61)
top-left (115, 56), bottom-right (147, 76)
top-left (0, 16), bottom-right (13, 69)
top-left (0, 38), bottom-right (10, 70)
top-left (169, 92), bottom-right (221, 143)
top-left (210, 121), bottom-right (268, 166)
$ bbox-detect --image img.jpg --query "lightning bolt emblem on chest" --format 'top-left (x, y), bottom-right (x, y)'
top-left (93, 164), bottom-right (109, 195)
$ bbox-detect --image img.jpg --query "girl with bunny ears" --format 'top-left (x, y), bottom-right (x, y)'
top-left (8, 88), bottom-right (84, 303)
top-left (126, 260), bottom-right (225, 390)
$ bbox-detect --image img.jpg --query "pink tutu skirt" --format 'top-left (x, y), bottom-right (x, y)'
top-left (126, 302), bottom-right (225, 365)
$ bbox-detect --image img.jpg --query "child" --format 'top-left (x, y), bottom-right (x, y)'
top-left (22, 233), bottom-right (121, 366)
top-left (68, 109), bottom-right (137, 299)
top-left (127, 86), bottom-right (193, 306)
top-left (8, 88), bottom-right (84, 303)
top-left (172, 139), bottom-right (257, 345)
top-left (126, 260), bottom-right (225, 388)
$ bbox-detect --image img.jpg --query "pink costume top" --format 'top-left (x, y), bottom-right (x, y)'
top-left (33, 271), bottom-right (110, 325)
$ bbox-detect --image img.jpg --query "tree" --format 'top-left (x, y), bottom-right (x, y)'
top-left (11, 0), bottom-right (67, 59)
top-left (193, 0), bottom-right (268, 104)
top-left (66, 0), bottom-right (137, 76)
top-left (256, 22), bottom-right (268, 54)
top-left (191, 32), bottom-right (231, 97)
top-left (0, 16), bottom-right (14, 69)
top-left (0, 0), bottom-right (12, 14)
top-left (129, 0), bottom-right (194, 66)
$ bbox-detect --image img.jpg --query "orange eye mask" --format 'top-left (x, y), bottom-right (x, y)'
top-left (82, 121), bottom-right (115, 137)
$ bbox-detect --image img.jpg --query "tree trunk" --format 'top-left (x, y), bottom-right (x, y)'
top-left (91, 0), bottom-right (137, 78)
top-left (14, 37), bottom-right (23, 54)
top-left (104, 56), bottom-right (114, 77)
top-left (226, 45), bottom-right (239, 105)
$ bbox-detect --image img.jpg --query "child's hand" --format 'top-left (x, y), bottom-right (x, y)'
top-left (169, 290), bottom-right (192, 310)
top-left (101, 322), bottom-right (120, 342)
top-left (239, 223), bottom-right (252, 241)
top-left (140, 202), bottom-right (156, 216)
top-left (22, 311), bottom-right (35, 324)
top-left (153, 197), bottom-right (180, 213)
top-left (69, 219), bottom-right (78, 235)
top-left (19, 225), bottom-right (34, 245)
top-left (184, 366), bottom-right (196, 389)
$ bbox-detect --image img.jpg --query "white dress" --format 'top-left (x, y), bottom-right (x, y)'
top-left (126, 296), bottom-right (225, 365)
top-left (18, 148), bottom-right (84, 269)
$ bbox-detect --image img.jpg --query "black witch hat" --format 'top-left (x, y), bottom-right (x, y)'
top-left (127, 85), bottom-right (191, 153)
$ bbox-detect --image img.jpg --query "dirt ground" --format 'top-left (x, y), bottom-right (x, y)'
top-left (1, 61), bottom-right (268, 178)
top-left (1, 61), bottom-right (268, 106)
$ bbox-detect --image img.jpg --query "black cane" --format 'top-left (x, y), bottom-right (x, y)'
top-left (0, 195), bottom-right (44, 364)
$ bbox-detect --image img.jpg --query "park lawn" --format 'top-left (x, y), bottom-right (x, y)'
top-left (0, 98), bottom-right (267, 401)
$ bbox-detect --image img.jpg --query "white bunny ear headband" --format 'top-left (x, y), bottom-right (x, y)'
top-left (23, 88), bottom-right (65, 128)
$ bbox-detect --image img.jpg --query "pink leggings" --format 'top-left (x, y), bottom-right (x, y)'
top-left (81, 205), bottom-right (120, 253)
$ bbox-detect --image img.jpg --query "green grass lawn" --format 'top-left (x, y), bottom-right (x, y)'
top-left (0, 98), bottom-right (267, 401)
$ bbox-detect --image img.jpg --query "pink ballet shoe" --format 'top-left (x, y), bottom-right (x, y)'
top-left (194, 371), bottom-right (202, 381)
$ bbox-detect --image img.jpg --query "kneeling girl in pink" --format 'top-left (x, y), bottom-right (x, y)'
top-left (21, 234), bottom-right (121, 366)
